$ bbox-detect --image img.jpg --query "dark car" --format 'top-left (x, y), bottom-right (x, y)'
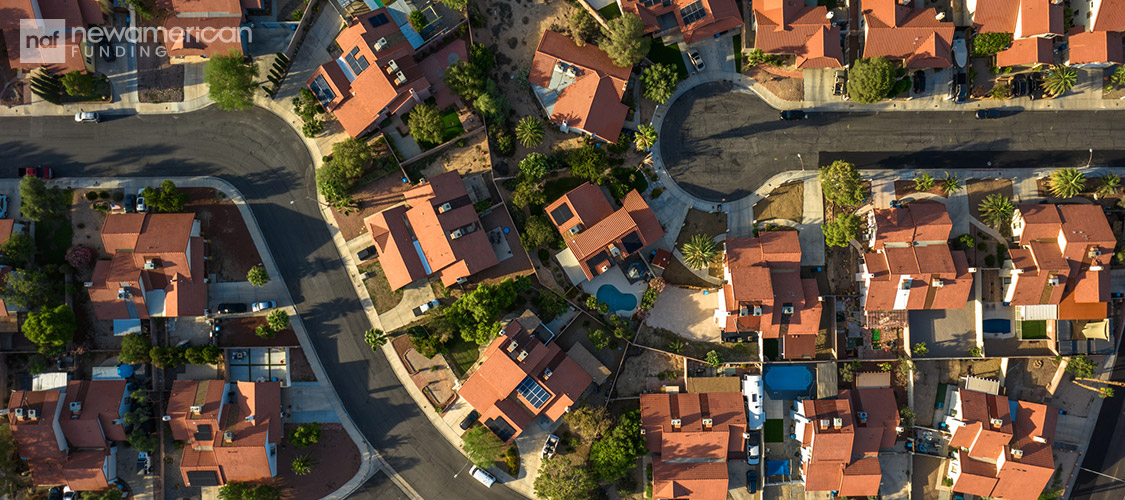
top-left (779, 110), bottom-right (807, 120)
top-left (124, 193), bottom-right (136, 213)
top-left (949, 73), bottom-right (967, 103)
top-left (1029, 72), bottom-right (1043, 99)
top-left (357, 245), bottom-right (377, 262)
top-left (48, 487), bottom-right (63, 500)
top-left (975, 109), bottom-right (1002, 119)
top-left (217, 303), bottom-right (248, 314)
top-left (459, 410), bottom-right (480, 430)
top-left (912, 70), bottom-right (926, 94)
top-left (1011, 76), bottom-right (1027, 98)
top-left (746, 470), bottom-right (758, 494)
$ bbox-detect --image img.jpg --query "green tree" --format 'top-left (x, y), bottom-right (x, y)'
top-left (255, 324), bottom-right (276, 339)
top-left (119, 333), bottom-right (152, 364)
top-left (408, 103), bottom-right (444, 145)
top-left (0, 232), bottom-right (35, 267)
top-left (587, 328), bottom-right (611, 349)
top-left (364, 328), bottom-right (390, 350)
top-left (247, 265), bottom-right (269, 287)
top-left (23, 304), bottom-right (75, 354)
top-left (19, 176), bottom-right (69, 221)
top-left (446, 277), bottom-right (528, 344)
top-left (1113, 65), bottom-right (1125, 87)
top-left (681, 234), bottom-right (718, 270)
top-left (142, 180), bottom-right (187, 213)
top-left (289, 422), bottom-right (322, 447)
top-left (315, 161), bottom-right (355, 210)
top-left (408, 10), bottom-right (427, 33)
top-left (60, 70), bottom-right (96, 96)
top-left (82, 489), bottom-right (124, 500)
top-left (978, 193), bottom-right (1014, 228)
top-left (588, 410), bottom-right (647, 481)
top-left (474, 84), bottom-right (509, 123)
top-left (124, 0), bottom-right (155, 18)
top-left (327, 138), bottom-right (374, 183)
top-left (941, 172), bottom-right (962, 195)
top-left (470, 44), bottom-right (494, 74)
top-left (516, 116), bottom-right (545, 148)
top-left (569, 8), bottom-right (599, 46)
top-left (568, 144), bottom-right (608, 181)
top-left (266, 309), bottom-right (289, 331)
top-left (185, 346), bottom-right (208, 365)
top-left (218, 482), bottom-right (281, 500)
top-left (914, 173), bottom-right (935, 191)
top-left (634, 124), bottom-right (658, 151)
top-left (1097, 174), bottom-right (1121, 198)
top-left (150, 346), bottom-right (185, 368)
top-left (518, 153), bottom-right (550, 181)
top-left (463, 425), bottom-right (506, 468)
top-left (819, 160), bottom-right (866, 206)
top-left (1066, 354), bottom-right (1097, 378)
top-left (704, 350), bottom-right (723, 368)
top-left (912, 342), bottom-right (929, 357)
top-left (201, 345), bottom-right (223, 364)
top-left (972, 32), bottom-right (1012, 56)
top-left (292, 87), bottom-right (324, 122)
top-left (601, 13), bottom-right (650, 67)
top-left (847, 57), bottom-right (896, 103)
top-left (443, 61), bottom-right (487, 102)
top-left (0, 421), bottom-right (29, 495)
top-left (511, 179), bottom-right (546, 208)
top-left (520, 214), bottom-right (561, 248)
top-left (128, 427), bottom-right (157, 453)
top-left (438, 0), bottom-right (468, 10)
top-left (640, 63), bottom-right (678, 103)
top-left (0, 268), bottom-right (56, 311)
top-left (822, 214), bottom-right (861, 247)
top-left (899, 407), bottom-right (915, 427)
top-left (203, 49), bottom-right (258, 111)
top-left (1049, 168), bottom-right (1086, 198)
top-left (1044, 65), bottom-right (1077, 96)
top-left (564, 405), bottom-right (614, 440)
top-left (291, 455), bottom-right (317, 475)
top-left (534, 456), bottom-right (598, 500)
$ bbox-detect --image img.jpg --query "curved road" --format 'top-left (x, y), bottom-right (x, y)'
top-left (661, 81), bottom-right (1125, 202)
top-left (0, 108), bottom-right (519, 500)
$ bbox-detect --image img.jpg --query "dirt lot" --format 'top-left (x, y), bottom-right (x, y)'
top-left (217, 316), bottom-right (299, 347)
top-left (413, 132), bottom-right (493, 179)
top-left (1003, 357), bottom-right (1060, 403)
top-left (754, 181), bottom-right (803, 223)
top-left (70, 189), bottom-right (113, 258)
top-left (894, 180), bottom-right (946, 199)
top-left (824, 245), bottom-right (860, 295)
top-left (635, 325), bottom-right (757, 363)
top-left (966, 179), bottom-right (1013, 224)
top-left (180, 188), bottom-right (262, 281)
top-left (746, 65), bottom-right (803, 101)
top-left (275, 423), bottom-right (360, 500)
top-left (612, 345), bottom-right (683, 397)
top-left (288, 348), bottom-right (316, 382)
top-left (674, 209), bottom-right (727, 247)
top-left (136, 13), bottom-right (184, 104)
top-left (661, 257), bottom-right (719, 289)
top-left (359, 261), bottom-right (404, 314)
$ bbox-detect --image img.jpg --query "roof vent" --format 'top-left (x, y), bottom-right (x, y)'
top-left (753, 306), bottom-right (763, 316)
top-left (506, 340), bottom-right (518, 353)
top-left (69, 402), bottom-right (82, 413)
top-left (189, 405), bottom-right (203, 415)
top-left (702, 418), bottom-right (713, 427)
top-left (931, 279), bottom-right (943, 288)
top-left (1090, 265), bottom-right (1104, 271)
top-left (857, 411), bottom-right (868, 422)
top-left (438, 202), bottom-right (452, 213)
top-left (640, 428), bottom-right (646, 435)
top-left (144, 259), bottom-right (156, 270)
top-left (223, 431), bottom-right (234, 443)
top-left (568, 224), bottom-right (582, 235)
top-left (566, 66), bottom-right (577, 78)
top-left (739, 306), bottom-right (749, 316)
top-left (395, 71), bottom-right (406, 84)
top-left (1010, 448), bottom-right (1023, 459)
top-left (387, 59), bottom-right (399, 72)
top-left (517, 350), bottom-right (529, 361)
top-left (608, 245), bottom-right (621, 257)
top-left (819, 418), bottom-right (830, 429)
top-left (374, 37), bottom-right (387, 51)
top-left (861, 273), bottom-right (876, 279)
top-left (782, 305), bottom-right (795, 315)
top-left (990, 418), bottom-right (1004, 428)
top-left (935, 11), bottom-right (945, 20)
top-left (28, 409), bottom-right (38, 420)
top-left (832, 417), bottom-right (843, 428)
top-left (117, 288), bottom-right (129, 300)
top-left (543, 368), bottom-right (553, 380)
top-left (671, 418), bottom-right (682, 427)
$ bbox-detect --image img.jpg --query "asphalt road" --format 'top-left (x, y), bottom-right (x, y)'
top-left (0, 108), bottom-right (520, 500)
top-left (661, 81), bottom-right (1125, 202)
top-left (1070, 335), bottom-right (1125, 500)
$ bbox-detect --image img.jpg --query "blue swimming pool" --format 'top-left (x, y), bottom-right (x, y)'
top-left (983, 319), bottom-right (1011, 334)
top-left (764, 365), bottom-right (815, 400)
top-left (597, 284), bottom-right (638, 312)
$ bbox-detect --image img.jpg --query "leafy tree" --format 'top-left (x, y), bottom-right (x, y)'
top-left (218, 482), bottom-right (281, 500)
top-left (1113, 65), bottom-right (1125, 87)
top-left (438, 0), bottom-right (468, 11)
top-left (518, 153), bottom-right (550, 181)
top-left (534, 456), bottom-right (598, 500)
top-left (443, 61), bottom-right (487, 102)
top-left (681, 234), bottom-right (718, 270)
top-left (66, 245), bottom-right (95, 271)
top-left (568, 144), bottom-right (608, 182)
top-left (634, 124), bottom-right (658, 151)
top-left (1097, 174), bottom-right (1121, 198)
top-left (363, 328), bottom-right (390, 350)
top-left (516, 116), bottom-right (545, 148)
top-left (822, 214), bottom-right (861, 247)
top-left (819, 160), bottom-right (866, 206)
top-left (315, 161), bottom-right (355, 210)
top-left (141, 180), bottom-right (187, 213)
top-left (474, 83), bottom-right (509, 123)
top-left (289, 422), bottom-right (322, 447)
top-left (1049, 168), bottom-right (1086, 198)
top-left (569, 8), bottom-right (599, 46)
top-left (23, 304), bottom-right (75, 353)
top-left (119, 333), bottom-right (152, 364)
top-left (0, 232), bottom-right (34, 267)
top-left (589, 410), bottom-right (647, 481)
top-left (847, 57), bottom-right (896, 103)
top-left (914, 173), bottom-right (935, 191)
top-left (1066, 355), bottom-right (1096, 378)
top-left (408, 10), bottom-right (427, 33)
top-left (82, 489), bottom-right (124, 500)
top-left (61, 71), bottom-right (97, 96)
top-left (0, 268), bottom-right (56, 311)
top-left (912, 342), bottom-right (929, 357)
top-left (463, 425), bottom-right (506, 468)
top-left (0, 420), bottom-right (29, 495)
top-left (972, 32), bottom-right (1012, 56)
top-left (266, 309), bottom-right (289, 331)
top-left (408, 103), bottom-right (444, 145)
top-left (470, 44), bottom-right (494, 74)
top-left (185, 346), bottom-right (207, 365)
top-left (978, 193), bottom-right (1014, 228)
top-left (255, 324), bottom-right (276, 339)
top-left (446, 276), bottom-right (528, 344)
top-left (941, 172), bottom-right (962, 195)
top-left (899, 407), bottom-right (915, 427)
top-left (968, 346), bottom-right (983, 358)
top-left (704, 350), bottom-right (723, 368)
top-left (202, 345), bottom-right (223, 364)
top-left (203, 49), bottom-right (258, 111)
top-left (328, 138), bottom-right (374, 183)
top-left (19, 176), bottom-right (69, 221)
top-left (520, 215), bottom-right (561, 248)
top-left (587, 328), bottom-right (611, 349)
top-left (292, 455), bottom-right (317, 475)
top-left (247, 265), bottom-right (269, 287)
top-left (149, 346), bottom-right (185, 368)
top-left (128, 427), bottom-right (158, 452)
top-left (839, 361), bottom-right (858, 382)
top-left (640, 63), bottom-right (678, 103)
top-left (1044, 65), bottom-right (1077, 96)
top-left (511, 179), bottom-right (546, 208)
top-left (601, 13), bottom-right (650, 67)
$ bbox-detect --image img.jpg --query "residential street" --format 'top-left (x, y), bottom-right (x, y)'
top-left (1070, 336), bottom-right (1125, 500)
top-left (661, 81), bottom-right (1125, 201)
top-left (0, 108), bottom-right (522, 500)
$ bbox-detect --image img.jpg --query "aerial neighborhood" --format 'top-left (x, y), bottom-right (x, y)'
top-left (1, 0), bottom-right (1125, 497)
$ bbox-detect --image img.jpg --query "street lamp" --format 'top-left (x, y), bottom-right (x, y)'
top-left (454, 461), bottom-right (470, 478)
top-left (1086, 149), bottom-right (1094, 169)
top-left (797, 153), bottom-right (805, 171)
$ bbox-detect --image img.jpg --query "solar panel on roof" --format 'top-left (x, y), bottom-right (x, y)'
top-left (679, 0), bottom-right (706, 25)
top-left (186, 470), bottom-right (221, 487)
top-left (309, 75), bottom-right (336, 107)
top-left (549, 204), bottom-right (574, 226)
top-left (369, 12), bottom-right (390, 27)
top-left (344, 46), bottom-right (370, 75)
top-left (516, 376), bottom-right (551, 408)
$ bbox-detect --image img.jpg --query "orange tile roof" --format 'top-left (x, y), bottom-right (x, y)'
top-left (546, 183), bottom-right (663, 280)
top-left (752, 3), bottom-right (843, 69)
top-left (802, 391), bottom-right (894, 493)
top-left (862, 0), bottom-right (955, 68)
top-left (59, 381), bottom-right (127, 447)
top-left (952, 393), bottom-right (1057, 500)
top-left (839, 456), bottom-right (883, 496)
top-left (652, 461), bottom-right (730, 500)
top-left (1092, 0), bottom-right (1125, 31)
top-left (530, 30), bottom-right (629, 141)
top-left (973, 0), bottom-right (1061, 36)
top-left (997, 37), bottom-right (1054, 66)
top-left (1068, 30), bottom-right (1124, 65)
top-left (0, 220), bottom-right (13, 245)
top-left (0, 0), bottom-right (104, 73)
top-left (854, 387), bottom-right (900, 450)
top-left (619, 0), bottom-right (743, 44)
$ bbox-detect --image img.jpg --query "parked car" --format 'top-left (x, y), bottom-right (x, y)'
top-left (779, 110), bottom-right (807, 120)
top-left (688, 50), bottom-right (705, 71)
top-left (356, 245), bottom-right (377, 262)
top-left (18, 166), bottom-right (54, 178)
top-left (74, 111), bottom-right (100, 123)
top-left (952, 37), bottom-right (968, 67)
top-left (0, 195), bottom-right (7, 219)
top-left (217, 303), bottom-right (248, 313)
top-left (459, 410), bottom-right (480, 430)
top-left (949, 73), bottom-right (967, 103)
top-left (747, 437), bottom-right (760, 465)
top-left (62, 486), bottom-right (76, 500)
top-left (1028, 72), bottom-right (1043, 99)
top-left (542, 434), bottom-right (560, 459)
top-left (1011, 75), bottom-right (1028, 98)
top-left (833, 71), bottom-right (847, 96)
top-left (251, 301), bottom-right (276, 312)
top-left (469, 466), bottom-right (497, 488)
top-left (124, 193), bottom-right (136, 213)
top-left (975, 109), bottom-right (1002, 119)
top-left (746, 470), bottom-right (758, 494)
top-left (912, 70), bottom-right (926, 94)
top-left (136, 188), bottom-right (148, 212)
top-left (415, 299), bottom-right (440, 316)
top-left (48, 487), bottom-right (63, 500)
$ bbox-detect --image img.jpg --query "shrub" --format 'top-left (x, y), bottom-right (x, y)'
top-left (288, 422), bottom-right (322, 447)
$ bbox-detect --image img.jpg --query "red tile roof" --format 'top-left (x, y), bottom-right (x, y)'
top-left (531, 30), bottom-right (629, 142)
top-left (0, 0), bottom-right (104, 73)
top-left (155, 0), bottom-right (248, 58)
top-left (752, 0), bottom-right (843, 69)
top-left (997, 37), bottom-right (1054, 66)
top-left (618, 0), bottom-right (743, 44)
top-left (1092, 0), bottom-right (1125, 31)
top-left (59, 381), bottom-right (128, 447)
top-left (0, 219), bottom-right (13, 245)
top-left (545, 183), bottom-right (663, 280)
top-left (862, 0), bottom-right (956, 68)
top-left (642, 391), bottom-right (746, 500)
top-left (854, 387), bottom-right (900, 450)
top-left (1008, 204), bottom-right (1113, 310)
top-left (1068, 30), bottom-right (1124, 64)
top-left (839, 456), bottom-right (883, 497)
top-left (802, 391), bottom-right (895, 493)
top-left (652, 461), bottom-right (730, 500)
top-left (973, 0), bottom-right (1062, 37)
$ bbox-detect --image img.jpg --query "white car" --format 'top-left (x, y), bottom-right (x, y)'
top-left (74, 111), bottom-right (100, 123)
top-left (415, 299), bottom-right (440, 316)
top-left (135, 188), bottom-right (148, 213)
top-left (688, 50), bottom-right (705, 71)
top-left (252, 300), bottom-right (276, 312)
top-left (0, 195), bottom-right (8, 218)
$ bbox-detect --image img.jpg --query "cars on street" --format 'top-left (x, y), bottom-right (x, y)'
top-left (688, 50), bottom-right (705, 71)
top-left (913, 70), bottom-right (926, 94)
top-left (975, 109), bottom-right (1002, 119)
top-left (415, 299), bottom-right (440, 316)
top-left (779, 110), bottom-right (807, 120)
top-left (0, 195), bottom-right (7, 219)
top-left (747, 436), bottom-right (760, 465)
top-left (74, 111), bottom-right (100, 123)
top-left (252, 301), bottom-right (276, 312)
top-left (469, 466), bottom-right (497, 488)
top-left (136, 188), bottom-right (147, 212)
top-left (459, 410), bottom-right (480, 430)
top-left (746, 470), bottom-right (758, 494)
top-left (19, 166), bottom-right (54, 178)
top-left (542, 434), bottom-right (559, 459)
top-left (217, 303), bottom-right (248, 314)
top-left (1011, 75), bottom-right (1028, 98)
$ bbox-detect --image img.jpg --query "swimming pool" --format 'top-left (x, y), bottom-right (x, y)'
top-left (983, 319), bottom-right (1011, 334)
top-left (597, 284), bottom-right (638, 312)
top-left (764, 365), bottom-right (815, 400)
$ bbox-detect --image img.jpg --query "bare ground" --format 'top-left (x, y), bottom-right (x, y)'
top-left (674, 209), bottom-right (727, 248)
top-left (612, 345), bottom-right (683, 397)
top-left (754, 181), bottom-right (803, 223)
top-left (966, 178), bottom-right (1014, 224)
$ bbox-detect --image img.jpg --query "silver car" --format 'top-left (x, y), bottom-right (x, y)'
top-left (74, 111), bottom-right (100, 123)
top-left (688, 50), bottom-right (705, 71)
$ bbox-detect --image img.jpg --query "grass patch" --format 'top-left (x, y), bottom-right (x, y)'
top-left (733, 34), bottom-right (742, 71)
top-left (35, 216), bottom-right (73, 265)
top-left (440, 107), bottom-right (465, 141)
top-left (445, 336), bottom-right (480, 377)
top-left (1020, 320), bottom-right (1048, 340)
top-left (646, 39), bottom-right (688, 80)
top-left (598, 3), bottom-right (621, 19)
top-left (764, 419), bottom-right (784, 443)
top-left (61, 76), bottom-right (111, 103)
top-left (606, 167), bottom-right (649, 200)
top-left (358, 261), bottom-right (405, 314)
top-left (542, 176), bottom-right (589, 205)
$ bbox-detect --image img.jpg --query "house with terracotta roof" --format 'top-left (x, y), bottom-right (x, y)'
top-left (969, 0), bottom-right (1061, 67)
top-left (944, 386), bottom-right (1057, 500)
top-left (6, 380), bottom-right (128, 491)
top-left (154, 0), bottom-right (258, 60)
top-left (796, 385), bottom-right (899, 496)
top-left (0, 0), bottom-right (105, 74)
top-left (1000, 204), bottom-right (1114, 342)
top-left (167, 380), bottom-right (282, 487)
top-left (716, 231), bottom-right (823, 360)
top-left (87, 213), bottom-right (207, 320)
top-left (861, 0), bottom-right (956, 68)
top-left (530, 30), bottom-right (631, 143)
top-left (752, 0), bottom-right (843, 69)
top-left (363, 171), bottom-right (499, 290)
top-left (457, 318), bottom-right (593, 442)
top-left (616, 0), bottom-right (742, 45)
top-left (545, 183), bottom-right (664, 283)
top-left (858, 201), bottom-right (973, 312)
top-left (1069, 0), bottom-right (1125, 65)
top-left (639, 391), bottom-right (747, 500)
top-left (306, 8), bottom-right (468, 137)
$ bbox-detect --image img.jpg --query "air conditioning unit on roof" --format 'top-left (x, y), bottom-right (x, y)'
top-left (450, 228), bottom-right (464, 239)
top-left (782, 305), bottom-right (795, 315)
top-left (739, 306), bottom-right (748, 316)
top-left (28, 409), bottom-right (38, 419)
top-left (931, 279), bottom-right (943, 288)
top-left (438, 202), bottom-right (452, 213)
top-left (395, 71), bottom-right (406, 85)
top-left (387, 59), bottom-right (399, 72)
top-left (1048, 276), bottom-right (1061, 286)
top-left (1010, 448), bottom-right (1024, 459)
top-left (374, 37), bottom-right (387, 51)
top-left (753, 306), bottom-right (763, 316)
top-left (990, 418), bottom-right (1004, 427)
top-left (190, 405), bottom-right (202, 414)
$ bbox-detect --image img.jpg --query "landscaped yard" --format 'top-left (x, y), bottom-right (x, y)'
top-left (674, 208), bottom-right (728, 248)
top-left (598, 3), bottom-right (621, 19)
top-left (647, 39), bottom-right (688, 80)
top-left (439, 107), bottom-right (465, 141)
top-left (753, 181), bottom-right (803, 223)
top-left (1020, 320), bottom-right (1048, 340)
top-left (35, 214), bottom-right (73, 265)
top-left (966, 178), bottom-right (1014, 226)
top-left (444, 336), bottom-right (481, 377)
top-left (764, 419), bottom-right (784, 443)
top-left (181, 188), bottom-right (262, 282)
top-left (358, 261), bottom-right (404, 314)
top-left (542, 175), bottom-right (589, 204)
top-left (61, 75), bottom-right (111, 103)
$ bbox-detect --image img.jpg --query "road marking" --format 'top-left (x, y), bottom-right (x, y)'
top-left (1079, 467), bottom-right (1125, 483)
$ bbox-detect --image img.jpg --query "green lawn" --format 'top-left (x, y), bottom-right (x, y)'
top-left (763, 338), bottom-right (779, 360)
top-left (1020, 320), bottom-right (1048, 340)
top-left (733, 34), bottom-right (742, 72)
top-left (445, 336), bottom-right (480, 377)
top-left (598, 3), bottom-right (621, 20)
top-left (439, 107), bottom-right (465, 142)
top-left (61, 76), bottom-right (111, 103)
top-left (646, 39), bottom-right (689, 80)
top-left (764, 419), bottom-right (785, 443)
top-left (542, 176), bottom-right (588, 206)
top-left (358, 261), bottom-right (404, 314)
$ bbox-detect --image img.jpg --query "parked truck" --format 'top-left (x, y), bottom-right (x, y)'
top-left (18, 166), bottom-right (54, 179)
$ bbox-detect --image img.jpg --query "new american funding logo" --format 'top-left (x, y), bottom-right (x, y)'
top-left (19, 19), bottom-right (252, 64)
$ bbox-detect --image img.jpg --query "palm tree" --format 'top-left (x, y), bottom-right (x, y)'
top-left (1044, 65), bottom-right (1078, 97)
top-left (978, 193), bottom-right (1015, 228)
top-left (292, 455), bottom-right (317, 475)
top-left (1048, 168), bottom-right (1086, 198)
top-left (680, 234), bottom-right (719, 270)
top-left (634, 124), bottom-right (658, 151)
top-left (364, 328), bottom-right (390, 350)
top-left (515, 116), bottom-right (544, 148)
top-left (941, 172), bottom-right (962, 196)
top-left (640, 153), bottom-right (654, 168)
top-left (1096, 174), bottom-right (1121, 199)
top-left (914, 173), bottom-right (935, 191)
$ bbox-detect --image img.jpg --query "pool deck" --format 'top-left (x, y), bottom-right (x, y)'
top-left (580, 266), bottom-right (646, 317)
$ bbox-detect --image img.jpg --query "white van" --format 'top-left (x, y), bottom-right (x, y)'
top-left (469, 466), bottom-right (496, 488)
